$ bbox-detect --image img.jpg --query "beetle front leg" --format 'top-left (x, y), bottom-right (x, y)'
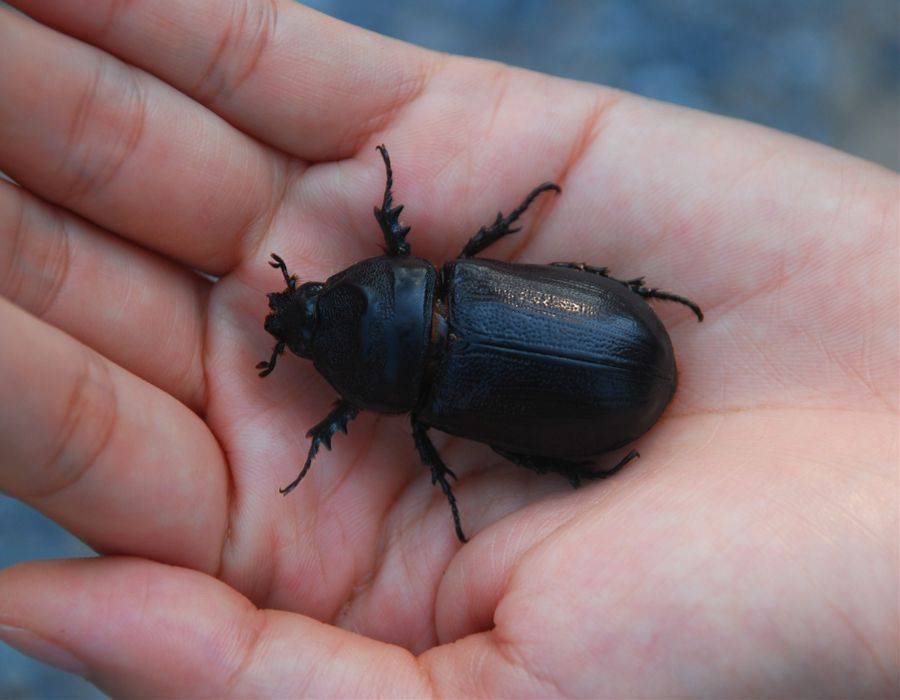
top-left (551, 261), bottom-right (704, 322)
top-left (268, 253), bottom-right (297, 289)
top-left (373, 145), bottom-right (412, 257)
top-left (459, 182), bottom-right (560, 258)
top-left (411, 418), bottom-right (467, 542)
top-left (280, 400), bottom-right (360, 495)
top-left (256, 340), bottom-right (285, 377)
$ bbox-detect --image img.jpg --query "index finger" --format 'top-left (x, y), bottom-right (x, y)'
top-left (0, 6), bottom-right (287, 274)
top-left (10, 0), bottom-right (442, 161)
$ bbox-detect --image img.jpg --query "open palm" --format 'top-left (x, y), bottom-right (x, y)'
top-left (1, 2), bottom-right (897, 697)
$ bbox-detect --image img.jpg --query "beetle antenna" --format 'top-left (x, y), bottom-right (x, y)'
top-left (269, 253), bottom-right (297, 290)
top-left (256, 340), bottom-right (285, 377)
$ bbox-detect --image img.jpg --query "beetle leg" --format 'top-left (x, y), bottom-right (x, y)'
top-left (256, 340), bottom-right (285, 377)
top-left (268, 253), bottom-right (297, 290)
top-left (411, 419), bottom-right (467, 542)
top-left (550, 261), bottom-right (610, 276)
top-left (492, 447), bottom-right (639, 489)
top-left (568, 449), bottom-right (639, 487)
top-left (632, 286), bottom-right (704, 322)
top-left (459, 182), bottom-right (561, 258)
top-left (373, 145), bottom-right (412, 257)
top-left (551, 262), bottom-right (704, 322)
top-left (279, 400), bottom-right (360, 496)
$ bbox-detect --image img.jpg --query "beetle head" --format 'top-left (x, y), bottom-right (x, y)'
top-left (257, 253), bottom-right (323, 377)
top-left (263, 282), bottom-right (322, 357)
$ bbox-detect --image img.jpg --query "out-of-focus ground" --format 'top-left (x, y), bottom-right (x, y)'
top-left (2, 1), bottom-right (897, 697)
top-left (308, 0), bottom-right (899, 170)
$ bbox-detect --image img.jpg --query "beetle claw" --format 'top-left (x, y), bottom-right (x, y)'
top-left (268, 253), bottom-right (297, 289)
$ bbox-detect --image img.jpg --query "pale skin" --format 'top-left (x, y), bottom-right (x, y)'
top-left (0, 0), bottom-right (897, 697)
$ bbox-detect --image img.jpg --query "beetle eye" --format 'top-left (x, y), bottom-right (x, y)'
top-left (264, 311), bottom-right (285, 339)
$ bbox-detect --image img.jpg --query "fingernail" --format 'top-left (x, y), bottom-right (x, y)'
top-left (0, 624), bottom-right (88, 676)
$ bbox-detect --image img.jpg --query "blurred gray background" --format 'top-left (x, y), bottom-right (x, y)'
top-left (2, 0), bottom-right (898, 698)
top-left (310, 0), bottom-right (899, 169)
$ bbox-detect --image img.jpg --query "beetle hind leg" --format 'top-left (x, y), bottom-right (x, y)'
top-left (492, 447), bottom-right (639, 488)
top-left (459, 182), bottom-right (560, 258)
top-left (550, 261), bottom-right (610, 277)
top-left (411, 419), bottom-right (467, 542)
top-left (550, 261), bottom-right (704, 321)
top-left (633, 286), bottom-right (704, 322)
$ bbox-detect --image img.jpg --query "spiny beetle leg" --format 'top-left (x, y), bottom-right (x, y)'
top-left (411, 418), bottom-right (467, 542)
top-left (492, 447), bottom-right (639, 489)
top-left (459, 182), bottom-right (560, 258)
top-left (280, 400), bottom-right (360, 495)
top-left (374, 145), bottom-right (412, 257)
top-left (552, 261), bottom-right (704, 322)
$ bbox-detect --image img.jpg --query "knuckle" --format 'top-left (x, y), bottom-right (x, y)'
top-left (29, 350), bottom-right (118, 500)
top-left (58, 59), bottom-right (148, 206)
top-left (97, 0), bottom-right (133, 39)
top-left (162, 292), bottom-right (209, 410)
top-left (221, 605), bottom-right (272, 696)
top-left (339, 63), bottom-right (437, 157)
top-left (194, 0), bottom-right (279, 106)
top-left (0, 192), bottom-right (71, 318)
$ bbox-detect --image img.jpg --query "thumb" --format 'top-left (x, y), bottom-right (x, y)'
top-left (0, 557), bottom-right (430, 698)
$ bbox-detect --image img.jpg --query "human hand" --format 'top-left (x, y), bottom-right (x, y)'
top-left (0, 1), bottom-right (897, 697)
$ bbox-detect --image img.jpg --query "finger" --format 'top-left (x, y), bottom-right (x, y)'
top-left (0, 7), bottom-right (288, 273)
top-left (8, 0), bottom-right (441, 161)
top-left (0, 557), bottom-right (430, 698)
top-left (0, 298), bottom-right (227, 571)
top-left (0, 182), bottom-right (208, 410)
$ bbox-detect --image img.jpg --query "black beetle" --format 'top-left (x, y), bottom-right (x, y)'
top-left (258, 145), bottom-right (702, 542)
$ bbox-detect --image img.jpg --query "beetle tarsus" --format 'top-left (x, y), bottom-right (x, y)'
top-left (279, 400), bottom-right (360, 495)
top-left (459, 182), bottom-right (561, 258)
top-left (551, 261), bottom-right (704, 321)
top-left (257, 340), bottom-right (285, 377)
top-left (412, 418), bottom-right (467, 542)
top-left (634, 287), bottom-right (704, 322)
top-left (492, 447), bottom-right (638, 488)
top-left (374, 145), bottom-right (412, 257)
top-left (269, 253), bottom-right (297, 290)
